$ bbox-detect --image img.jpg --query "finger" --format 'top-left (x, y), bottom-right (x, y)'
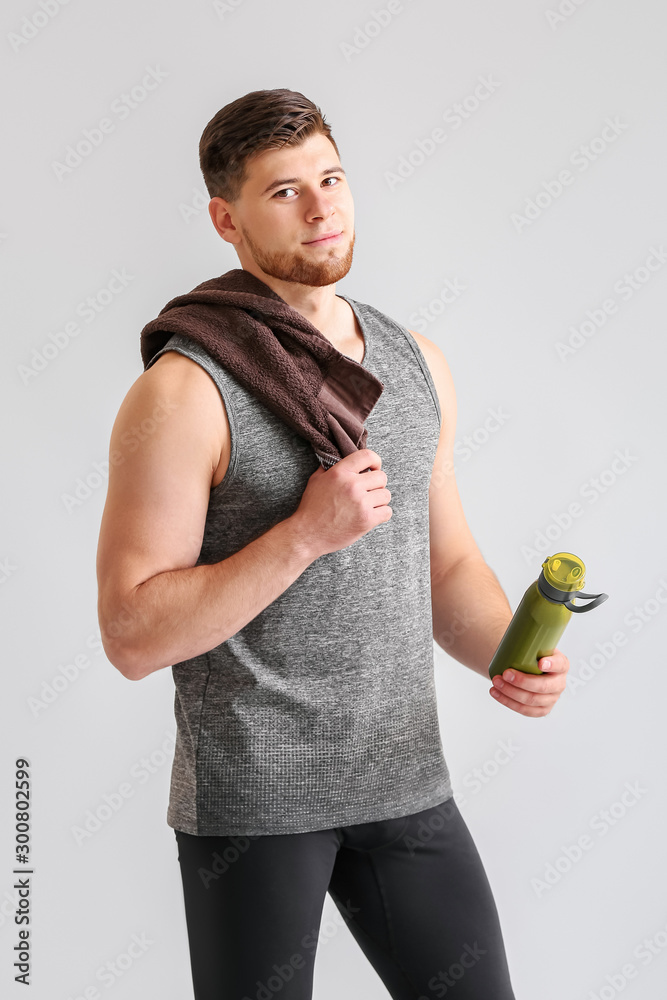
top-left (489, 686), bottom-right (554, 717)
top-left (496, 668), bottom-right (564, 694)
top-left (492, 675), bottom-right (558, 708)
top-left (538, 650), bottom-right (569, 673)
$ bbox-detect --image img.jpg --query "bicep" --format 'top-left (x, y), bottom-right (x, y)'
top-left (96, 353), bottom-right (224, 642)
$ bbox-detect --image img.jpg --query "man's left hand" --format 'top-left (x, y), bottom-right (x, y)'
top-left (489, 648), bottom-right (570, 717)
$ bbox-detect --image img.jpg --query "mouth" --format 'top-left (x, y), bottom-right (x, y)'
top-left (303, 230), bottom-right (344, 245)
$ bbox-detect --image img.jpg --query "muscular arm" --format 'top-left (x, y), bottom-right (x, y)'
top-left (407, 330), bottom-right (513, 677)
top-left (96, 353), bottom-right (315, 681)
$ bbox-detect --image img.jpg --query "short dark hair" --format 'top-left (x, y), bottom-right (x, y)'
top-left (198, 88), bottom-right (340, 204)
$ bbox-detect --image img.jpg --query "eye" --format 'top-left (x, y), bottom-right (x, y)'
top-left (273, 176), bottom-right (342, 198)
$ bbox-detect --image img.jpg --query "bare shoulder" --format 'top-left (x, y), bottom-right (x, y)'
top-left (116, 349), bottom-right (229, 485)
top-left (139, 349), bottom-right (228, 434)
top-left (405, 326), bottom-right (447, 374)
top-left (141, 348), bottom-right (224, 404)
top-left (405, 328), bottom-right (457, 430)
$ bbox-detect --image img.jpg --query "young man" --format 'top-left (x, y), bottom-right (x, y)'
top-left (96, 89), bottom-right (569, 1000)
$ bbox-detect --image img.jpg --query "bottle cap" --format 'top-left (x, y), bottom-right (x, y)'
top-left (541, 552), bottom-right (586, 592)
top-left (538, 553), bottom-right (609, 613)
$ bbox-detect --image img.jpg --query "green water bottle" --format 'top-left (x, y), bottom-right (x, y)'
top-left (488, 552), bottom-right (608, 679)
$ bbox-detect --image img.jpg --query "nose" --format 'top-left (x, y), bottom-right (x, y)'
top-left (304, 187), bottom-right (336, 221)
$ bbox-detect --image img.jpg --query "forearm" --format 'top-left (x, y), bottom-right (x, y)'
top-left (431, 556), bottom-right (513, 678)
top-left (105, 515), bottom-right (316, 680)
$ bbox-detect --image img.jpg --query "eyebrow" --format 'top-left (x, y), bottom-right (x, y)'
top-left (260, 166), bottom-right (346, 197)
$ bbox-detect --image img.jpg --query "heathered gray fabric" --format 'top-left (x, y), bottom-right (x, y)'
top-left (144, 293), bottom-right (453, 836)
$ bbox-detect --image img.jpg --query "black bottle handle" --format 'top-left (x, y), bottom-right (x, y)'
top-left (564, 591), bottom-right (609, 613)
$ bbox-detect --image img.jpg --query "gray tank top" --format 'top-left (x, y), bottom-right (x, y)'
top-left (144, 293), bottom-right (453, 836)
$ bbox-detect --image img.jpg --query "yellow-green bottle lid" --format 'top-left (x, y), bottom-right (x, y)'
top-left (541, 553), bottom-right (586, 593)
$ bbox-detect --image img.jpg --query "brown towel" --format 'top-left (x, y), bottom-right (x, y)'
top-left (139, 268), bottom-right (384, 469)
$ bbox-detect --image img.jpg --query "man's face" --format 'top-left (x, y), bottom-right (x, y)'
top-left (211, 132), bottom-right (355, 288)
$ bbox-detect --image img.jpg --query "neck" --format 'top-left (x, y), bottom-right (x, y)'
top-left (239, 264), bottom-right (342, 332)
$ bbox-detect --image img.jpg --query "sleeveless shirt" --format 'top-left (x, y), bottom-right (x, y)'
top-left (144, 293), bottom-right (454, 836)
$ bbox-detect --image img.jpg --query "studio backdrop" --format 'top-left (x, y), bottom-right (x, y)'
top-left (2, 1), bottom-right (666, 998)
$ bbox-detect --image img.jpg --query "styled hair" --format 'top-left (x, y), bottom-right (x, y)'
top-left (199, 88), bottom-right (340, 204)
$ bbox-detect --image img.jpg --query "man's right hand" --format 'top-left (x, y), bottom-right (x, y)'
top-left (289, 448), bottom-right (392, 559)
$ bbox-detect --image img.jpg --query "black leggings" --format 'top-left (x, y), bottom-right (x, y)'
top-left (174, 796), bottom-right (517, 1000)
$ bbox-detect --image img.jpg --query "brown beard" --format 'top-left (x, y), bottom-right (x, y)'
top-left (239, 226), bottom-right (355, 287)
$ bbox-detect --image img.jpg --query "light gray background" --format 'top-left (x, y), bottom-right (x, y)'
top-left (2, 1), bottom-right (666, 997)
